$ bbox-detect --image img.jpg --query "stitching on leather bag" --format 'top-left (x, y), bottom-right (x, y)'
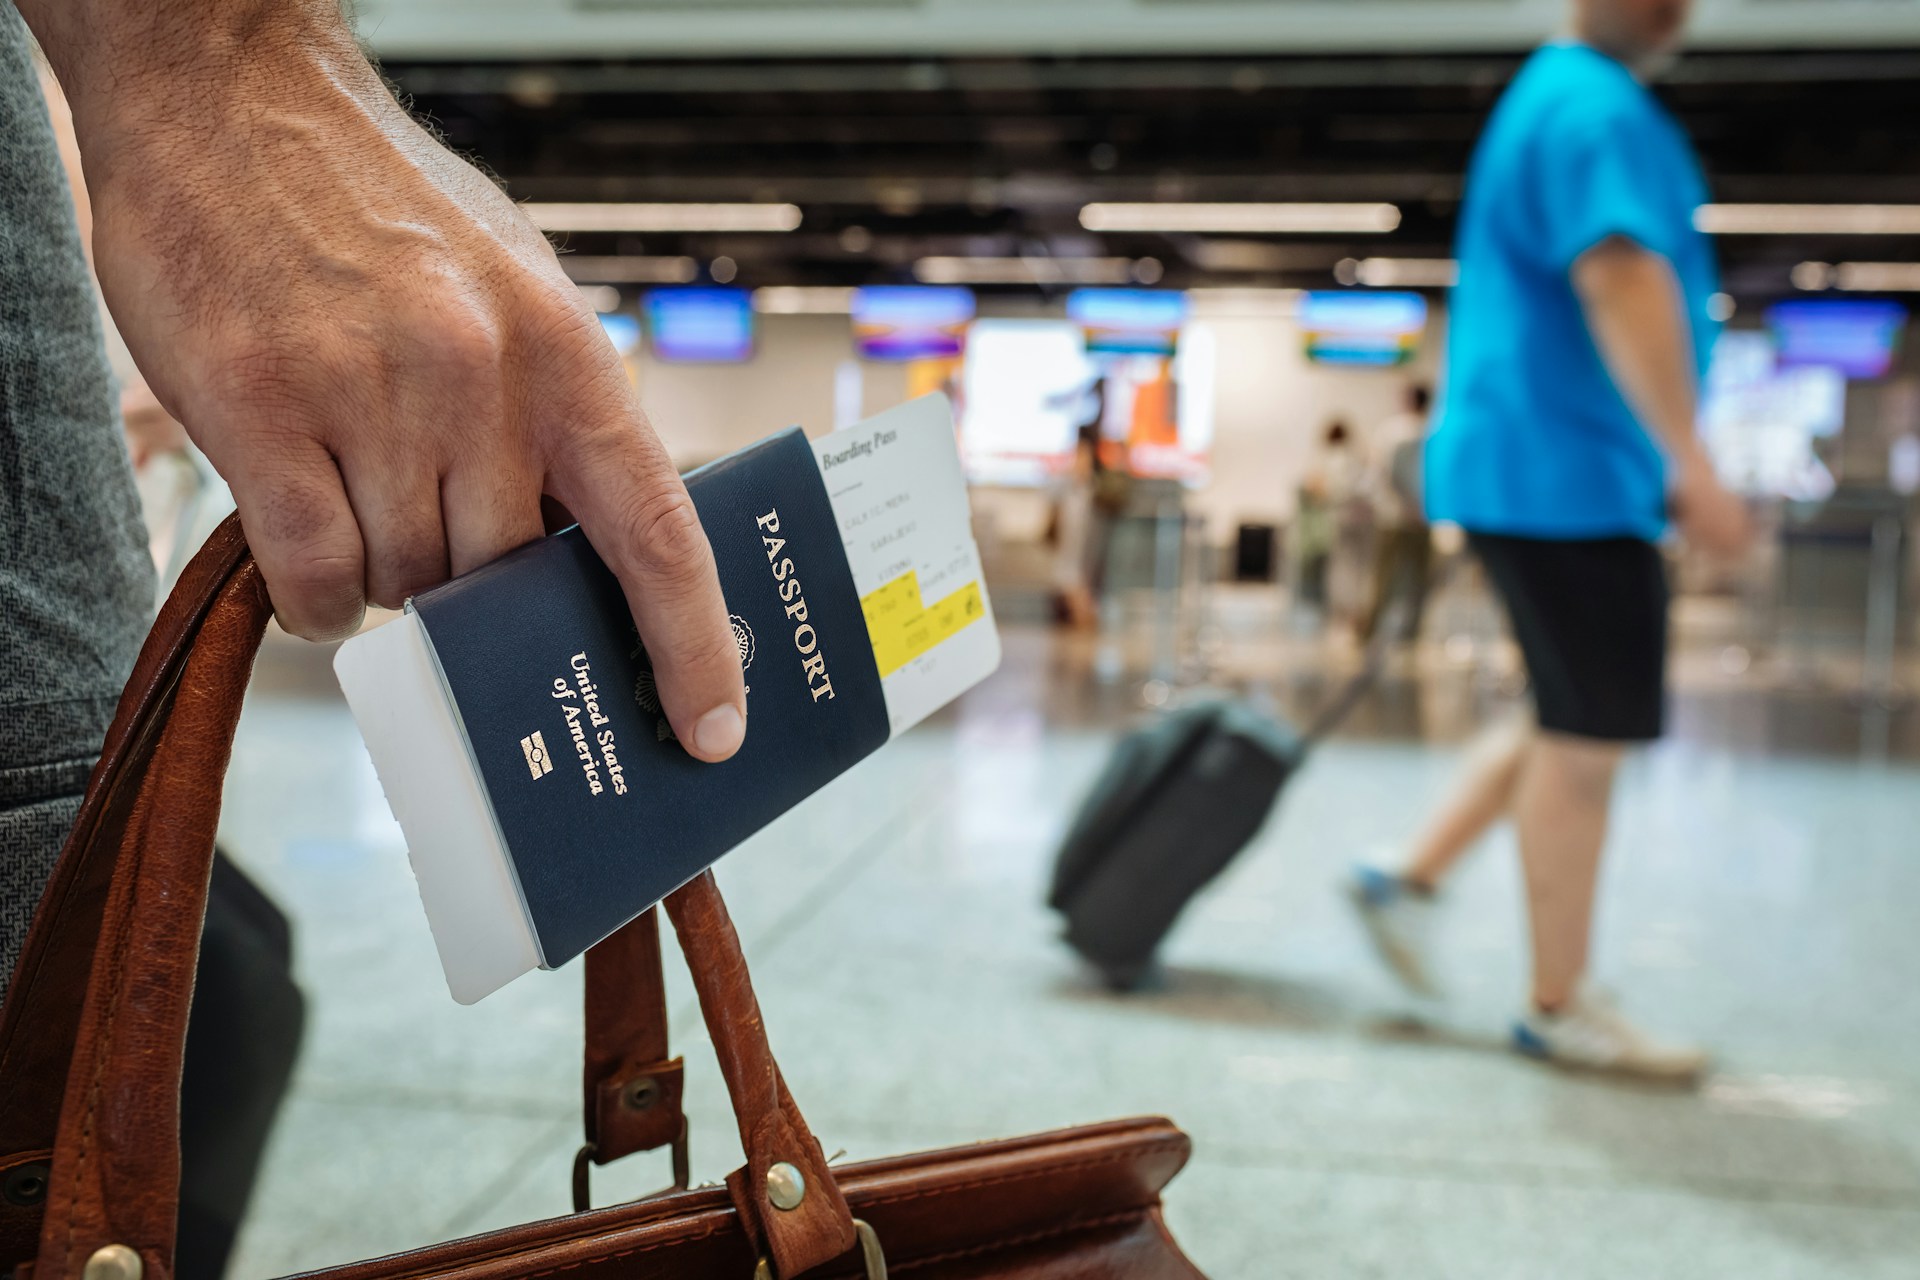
top-left (794, 1208), bottom-right (1154, 1279)
top-left (856, 1140), bottom-right (1178, 1208)
top-left (889, 1208), bottom-right (1150, 1275)
top-left (499, 1204), bottom-right (1153, 1280)
top-left (515, 1219), bottom-right (728, 1280)
top-left (60, 664), bottom-right (186, 1266)
top-left (481, 1141), bottom-right (1174, 1280)
top-left (62, 871), bottom-right (131, 1268)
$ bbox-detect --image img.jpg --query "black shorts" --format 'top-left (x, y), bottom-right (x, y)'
top-left (1468, 532), bottom-right (1669, 742)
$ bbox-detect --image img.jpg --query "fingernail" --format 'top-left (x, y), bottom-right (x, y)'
top-left (691, 704), bottom-right (745, 760)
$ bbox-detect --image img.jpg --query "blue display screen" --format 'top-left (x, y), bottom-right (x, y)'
top-left (644, 288), bottom-right (755, 363)
top-left (1066, 289), bottom-right (1189, 356)
top-left (1301, 292), bottom-right (1428, 367)
top-left (851, 286), bottom-right (976, 360)
top-left (1766, 300), bottom-right (1907, 380)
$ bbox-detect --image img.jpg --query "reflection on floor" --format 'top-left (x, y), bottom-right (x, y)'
top-left (220, 615), bottom-right (1920, 1280)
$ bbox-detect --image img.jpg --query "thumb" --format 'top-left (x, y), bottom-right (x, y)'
top-left (551, 422), bottom-right (747, 763)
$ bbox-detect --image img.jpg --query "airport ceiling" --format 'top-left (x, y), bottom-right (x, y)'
top-left (385, 50), bottom-right (1920, 299)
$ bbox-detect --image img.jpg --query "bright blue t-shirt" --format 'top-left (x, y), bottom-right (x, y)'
top-left (1425, 42), bottom-right (1720, 541)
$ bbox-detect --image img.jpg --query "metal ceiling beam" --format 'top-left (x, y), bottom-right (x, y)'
top-left (387, 51), bottom-right (1920, 99)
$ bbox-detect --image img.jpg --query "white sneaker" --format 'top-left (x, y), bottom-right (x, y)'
top-left (1346, 864), bottom-right (1441, 997)
top-left (1513, 988), bottom-right (1709, 1082)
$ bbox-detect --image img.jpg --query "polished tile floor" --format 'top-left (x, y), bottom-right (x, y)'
top-left (218, 616), bottom-right (1920, 1279)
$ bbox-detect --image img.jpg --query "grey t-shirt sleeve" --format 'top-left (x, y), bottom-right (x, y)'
top-left (0, 1), bottom-right (156, 1005)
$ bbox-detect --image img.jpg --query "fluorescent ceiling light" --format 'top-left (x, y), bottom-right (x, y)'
top-left (558, 255), bottom-right (699, 284)
top-left (1080, 202), bottom-right (1401, 234)
top-left (1796, 260), bottom-right (1920, 292)
top-left (1336, 257), bottom-right (1458, 288)
top-left (525, 203), bottom-right (803, 233)
top-left (1191, 240), bottom-right (1315, 273)
top-left (913, 256), bottom-right (1144, 285)
top-left (1791, 261), bottom-right (1834, 291)
top-left (1835, 262), bottom-right (1920, 292)
top-left (1696, 205), bottom-right (1920, 236)
top-left (1186, 288), bottom-right (1304, 317)
top-left (752, 286), bottom-right (858, 314)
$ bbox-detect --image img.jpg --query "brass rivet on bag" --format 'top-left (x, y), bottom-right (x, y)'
top-left (766, 1161), bottom-right (806, 1211)
top-left (82, 1244), bottom-right (142, 1280)
top-left (622, 1076), bottom-right (661, 1111)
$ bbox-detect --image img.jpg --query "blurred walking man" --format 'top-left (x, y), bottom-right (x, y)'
top-left (1348, 0), bottom-right (1751, 1079)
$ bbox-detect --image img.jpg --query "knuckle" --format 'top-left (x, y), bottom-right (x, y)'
top-left (270, 548), bottom-right (365, 640)
top-left (673, 629), bottom-right (744, 680)
top-left (364, 564), bottom-right (426, 611)
top-left (522, 290), bottom-right (630, 397)
top-left (366, 534), bottom-right (450, 609)
top-left (434, 310), bottom-right (507, 381)
top-left (280, 545), bottom-right (362, 602)
top-left (610, 483), bottom-right (711, 588)
top-left (255, 480), bottom-right (345, 549)
top-left (250, 488), bottom-right (365, 633)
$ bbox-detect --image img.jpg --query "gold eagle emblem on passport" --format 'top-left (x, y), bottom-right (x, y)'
top-left (730, 614), bottom-right (756, 670)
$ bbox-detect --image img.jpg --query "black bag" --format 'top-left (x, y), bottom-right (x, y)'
top-left (1232, 523), bottom-right (1279, 583)
top-left (180, 851), bottom-right (306, 1279)
top-left (1047, 702), bottom-right (1301, 990)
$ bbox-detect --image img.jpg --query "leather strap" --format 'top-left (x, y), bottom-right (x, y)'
top-left (0, 517), bottom-right (254, 1274)
top-left (4, 517), bottom-right (860, 1280)
top-left (36, 545), bottom-right (272, 1280)
top-left (664, 875), bottom-right (857, 1277)
top-left (582, 909), bottom-right (686, 1171)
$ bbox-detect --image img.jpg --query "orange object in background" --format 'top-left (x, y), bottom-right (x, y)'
top-left (1128, 360), bottom-right (1179, 450)
top-left (906, 355), bottom-right (964, 403)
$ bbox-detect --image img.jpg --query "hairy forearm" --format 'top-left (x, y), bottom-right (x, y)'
top-left (1573, 237), bottom-right (1705, 467)
top-left (15, 1), bottom-right (380, 157)
top-left (18, 0), bottom-right (747, 745)
top-left (14, 0), bottom-right (499, 305)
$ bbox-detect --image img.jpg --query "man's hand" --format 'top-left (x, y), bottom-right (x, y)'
top-left (1670, 444), bottom-right (1754, 559)
top-left (25, 2), bottom-right (747, 761)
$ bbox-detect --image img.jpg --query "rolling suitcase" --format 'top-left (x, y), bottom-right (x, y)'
top-left (1047, 702), bottom-right (1300, 989)
top-left (1046, 573), bottom-right (1427, 988)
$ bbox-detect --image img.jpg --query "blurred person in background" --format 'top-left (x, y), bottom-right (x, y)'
top-left (1347, 0), bottom-right (1752, 1079)
top-left (1295, 417), bottom-right (1366, 620)
top-left (1051, 424), bottom-right (1102, 629)
top-left (1360, 383), bottom-right (1435, 643)
top-left (4, 0), bottom-right (749, 1271)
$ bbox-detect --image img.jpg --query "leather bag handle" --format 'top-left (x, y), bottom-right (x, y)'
top-left (0, 517), bottom-right (858, 1280)
top-left (0, 519), bottom-right (256, 1272)
top-left (578, 908), bottom-right (689, 1207)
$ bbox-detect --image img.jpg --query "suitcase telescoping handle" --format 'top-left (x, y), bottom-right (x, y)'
top-left (1298, 552), bottom-right (1458, 747)
top-left (0, 515), bottom-right (867, 1280)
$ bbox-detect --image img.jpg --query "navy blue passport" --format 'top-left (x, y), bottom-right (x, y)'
top-left (407, 428), bottom-right (888, 971)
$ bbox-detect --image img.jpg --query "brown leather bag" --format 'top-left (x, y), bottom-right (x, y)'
top-left (0, 516), bottom-right (1207, 1280)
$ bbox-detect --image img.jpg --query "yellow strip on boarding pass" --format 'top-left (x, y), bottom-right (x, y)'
top-left (860, 570), bottom-right (987, 677)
